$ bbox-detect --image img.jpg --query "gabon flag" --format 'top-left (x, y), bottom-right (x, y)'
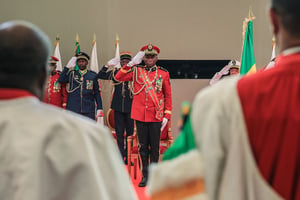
top-left (240, 10), bottom-right (256, 75)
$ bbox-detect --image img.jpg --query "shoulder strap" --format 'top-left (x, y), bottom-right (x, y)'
top-left (139, 67), bottom-right (162, 110)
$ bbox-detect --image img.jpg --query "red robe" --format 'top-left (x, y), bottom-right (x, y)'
top-left (238, 52), bottom-right (300, 200)
top-left (43, 71), bottom-right (67, 108)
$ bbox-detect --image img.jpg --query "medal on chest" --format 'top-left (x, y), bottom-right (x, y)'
top-left (86, 80), bottom-right (93, 90)
top-left (53, 81), bottom-right (61, 92)
top-left (155, 75), bottom-right (163, 93)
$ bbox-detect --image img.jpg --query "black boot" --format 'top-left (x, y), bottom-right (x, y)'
top-left (138, 176), bottom-right (148, 187)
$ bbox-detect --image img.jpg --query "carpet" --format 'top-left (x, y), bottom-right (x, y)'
top-left (126, 165), bottom-right (150, 200)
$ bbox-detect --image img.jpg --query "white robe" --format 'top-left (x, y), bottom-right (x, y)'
top-left (191, 77), bottom-right (282, 200)
top-left (148, 77), bottom-right (282, 200)
top-left (0, 97), bottom-right (137, 200)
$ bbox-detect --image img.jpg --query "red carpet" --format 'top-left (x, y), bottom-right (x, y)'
top-left (126, 165), bottom-right (150, 200)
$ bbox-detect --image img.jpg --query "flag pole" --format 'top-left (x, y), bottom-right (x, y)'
top-left (53, 33), bottom-right (63, 71)
top-left (115, 33), bottom-right (119, 48)
top-left (241, 7), bottom-right (255, 62)
top-left (93, 33), bottom-right (96, 44)
top-left (56, 33), bottom-right (59, 45)
top-left (271, 36), bottom-right (276, 60)
top-left (240, 7), bottom-right (256, 75)
top-left (114, 34), bottom-right (121, 69)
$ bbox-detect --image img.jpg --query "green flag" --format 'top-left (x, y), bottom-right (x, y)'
top-left (240, 20), bottom-right (256, 75)
top-left (163, 116), bottom-right (196, 161)
top-left (163, 102), bottom-right (196, 161)
top-left (74, 34), bottom-right (80, 70)
top-left (148, 101), bottom-right (205, 199)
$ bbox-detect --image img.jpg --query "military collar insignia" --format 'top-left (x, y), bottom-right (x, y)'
top-left (79, 69), bottom-right (88, 75)
top-left (145, 65), bottom-right (157, 71)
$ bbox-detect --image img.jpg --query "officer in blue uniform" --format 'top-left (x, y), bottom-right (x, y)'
top-left (98, 52), bottom-right (134, 164)
top-left (58, 52), bottom-right (103, 120)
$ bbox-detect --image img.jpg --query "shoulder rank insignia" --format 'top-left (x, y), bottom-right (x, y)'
top-left (158, 66), bottom-right (168, 72)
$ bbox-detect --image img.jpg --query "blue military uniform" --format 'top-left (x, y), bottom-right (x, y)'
top-left (58, 52), bottom-right (102, 120)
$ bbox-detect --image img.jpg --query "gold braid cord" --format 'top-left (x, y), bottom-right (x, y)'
top-left (130, 66), bottom-right (158, 96)
top-left (66, 70), bottom-right (82, 93)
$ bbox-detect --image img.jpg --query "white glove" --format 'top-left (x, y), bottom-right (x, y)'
top-left (96, 109), bottom-right (104, 125)
top-left (160, 117), bottom-right (168, 131)
top-left (97, 116), bottom-right (104, 125)
top-left (219, 65), bottom-right (231, 75)
top-left (127, 51), bottom-right (145, 67)
top-left (66, 56), bottom-right (77, 68)
top-left (107, 57), bottom-right (120, 67)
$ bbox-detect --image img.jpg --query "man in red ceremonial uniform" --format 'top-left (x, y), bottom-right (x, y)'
top-left (43, 56), bottom-right (67, 108)
top-left (115, 44), bottom-right (172, 187)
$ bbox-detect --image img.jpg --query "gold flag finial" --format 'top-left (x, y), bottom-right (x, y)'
top-left (248, 6), bottom-right (255, 21)
top-left (93, 33), bottom-right (96, 43)
top-left (115, 33), bottom-right (119, 47)
top-left (55, 34), bottom-right (60, 45)
top-left (76, 33), bottom-right (80, 42)
top-left (243, 7), bottom-right (255, 37)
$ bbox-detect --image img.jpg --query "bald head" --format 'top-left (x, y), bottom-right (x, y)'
top-left (0, 21), bottom-right (51, 99)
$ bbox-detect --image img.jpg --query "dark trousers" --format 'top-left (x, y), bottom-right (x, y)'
top-left (136, 120), bottom-right (161, 178)
top-left (80, 112), bottom-right (95, 120)
top-left (114, 110), bottom-right (134, 159)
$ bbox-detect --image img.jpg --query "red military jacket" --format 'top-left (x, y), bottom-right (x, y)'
top-left (115, 65), bottom-right (172, 122)
top-left (43, 71), bottom-right (67, 108)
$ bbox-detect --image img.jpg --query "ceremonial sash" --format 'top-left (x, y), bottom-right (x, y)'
top-left (139, 67), bottom-right (164, 121)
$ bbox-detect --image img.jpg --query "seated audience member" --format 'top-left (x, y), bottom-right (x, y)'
top-left (148, 0), bottom-right (300, 199)
top-left (0, 20), bottom-right (137, 200)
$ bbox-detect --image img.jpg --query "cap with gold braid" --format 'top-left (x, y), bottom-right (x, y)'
top-left (49, 56), bottom-right (59, 65)
top-left (229, 60), bottom-right (240, 70)
top-left (76, 52), bottom-right (90, 62)
top-left (120, 51), bottom-right (132, 60)
top-left (140, 44), bottom-right (160, 55)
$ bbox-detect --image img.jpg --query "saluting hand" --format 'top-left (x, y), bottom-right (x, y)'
top-left (107, 57), bottom-right (120, 67)
top-left (127, 51), bottom-right (145, 67)
top-left (66, 56), bottom-right (77, 69)
top-left (219, 65), bottom-right (231, 75)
